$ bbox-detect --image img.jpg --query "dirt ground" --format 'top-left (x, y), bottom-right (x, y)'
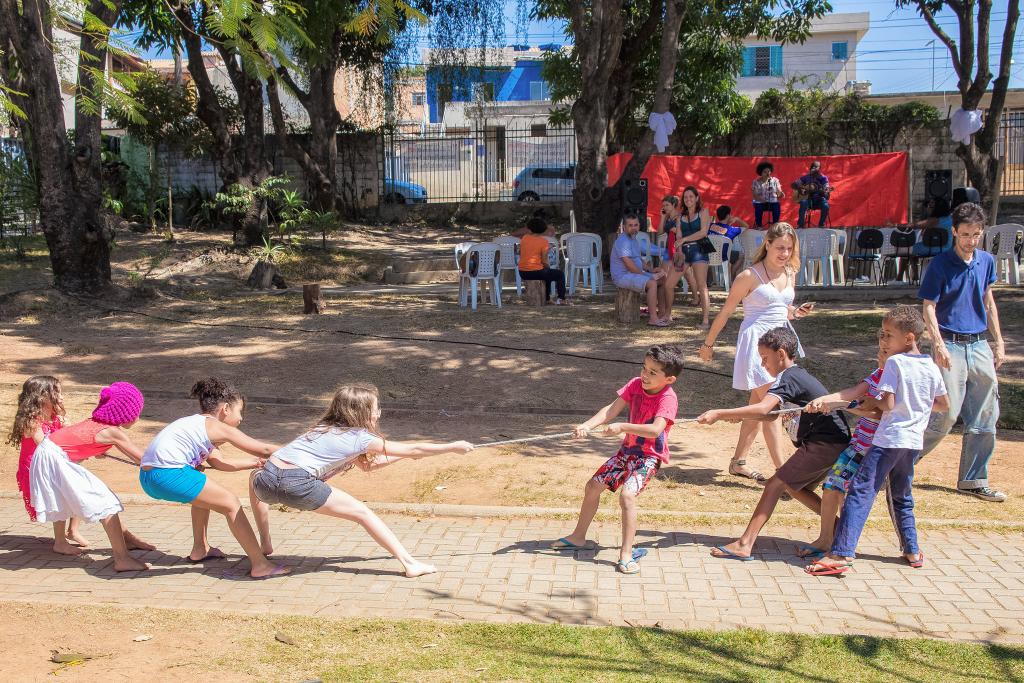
top-left (2, 226), bottom-right (1023, 528)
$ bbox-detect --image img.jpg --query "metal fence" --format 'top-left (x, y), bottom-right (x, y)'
top-left (0, 138), bottom-right (39, 238)
top-left (381, 124), bottom-right (577, 203)
top-left (997, 111), bottom-right (1024, 197)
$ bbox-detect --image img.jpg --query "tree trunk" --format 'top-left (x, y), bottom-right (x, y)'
top-left (148, 145), bottom-right (159, 229)
top-left (0, 0), bottom-right (117, 294)
top-left (176, 3), bottom-right (271, 246)
top-left (302, 283), bottom-right (325, 313)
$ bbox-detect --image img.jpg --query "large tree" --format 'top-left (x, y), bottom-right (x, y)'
top-left (538, 0), bottom-right (828, 235)
top-left (900, 0), bottom-right (1020, 208)
top-left (125, 0), bottom-right (307, 245)
top-left (0, 0), bottom-right (125, 293)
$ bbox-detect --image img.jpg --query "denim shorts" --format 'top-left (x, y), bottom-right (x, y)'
top-left (613, 272), bottom-right (652, 293)
top-left (252, 461), bottom-right (332, 511)
top-left (140, 466), bottom-right (207, 504)
top-left (680, 242), bottom-right (710, 265)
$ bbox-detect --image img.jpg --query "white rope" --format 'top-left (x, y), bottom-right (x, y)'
top-left (480, 406), bottom-right (807, 448)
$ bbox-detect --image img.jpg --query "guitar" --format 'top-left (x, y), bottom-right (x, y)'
top-left (791, 179), bottom-right (833, 201)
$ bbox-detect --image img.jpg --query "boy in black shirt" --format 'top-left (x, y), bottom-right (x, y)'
top-left (698, 326), bottom-right (851, 560)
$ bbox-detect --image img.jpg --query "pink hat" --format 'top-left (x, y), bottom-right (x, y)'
top-left (91, 382), bottom-right (144, 426)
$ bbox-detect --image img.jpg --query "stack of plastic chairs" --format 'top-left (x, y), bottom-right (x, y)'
top-left (493, 236), bottom-right (522, 296)
top-left (458, 243), bottom-right (503, 309)
top-left (986, 224), bottom-right (1023, 285)
top-left (565, 232), bottom-right (603, 295)
top-left (706, 234), bottom-right (731, 292)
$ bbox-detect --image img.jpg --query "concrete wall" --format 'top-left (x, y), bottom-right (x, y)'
top-left (739, 32), bottom-right (861, 95)
top-left (152, 132), bottom-right (383, 211)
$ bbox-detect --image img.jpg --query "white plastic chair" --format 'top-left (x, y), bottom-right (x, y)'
top-left (458, 242), bottom-right (503, 310)
top-left (565, 233), bottom-right (602, 295)
top-left (635, 231), bottom-right (654, 268)
top-left (798, 229), bottom-right (836, 286)
top-left (706, 234), bottom-right (731, 292)
top-left (736, 229), bottom-right (764, 268)
top-left (544, 236), bottom-right (560, 269)
top-left (986, 223), bottom-right (1023, 285)
top-left (826, 229), bottom-right (847, 285)
top-left (493, 236), bottom-right (522, 295)
top-left (454, 241), bottom-right (475, 272)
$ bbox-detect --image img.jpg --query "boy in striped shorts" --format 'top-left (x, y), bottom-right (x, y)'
top-left (797, 344), bottom-right (892, 558)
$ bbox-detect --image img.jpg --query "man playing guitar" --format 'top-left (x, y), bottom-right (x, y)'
top-left (792, 160), bottom-right (833, 228)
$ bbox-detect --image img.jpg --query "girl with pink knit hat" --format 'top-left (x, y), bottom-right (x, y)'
top-left (29, 382), bottom-right (154, 572)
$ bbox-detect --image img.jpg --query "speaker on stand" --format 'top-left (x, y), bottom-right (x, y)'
top-left (621, 178), bottom-right (649, 229)
top-left (924, 169), bottom-right (953, 208)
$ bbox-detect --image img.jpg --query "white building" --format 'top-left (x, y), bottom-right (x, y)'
top-left (737, 12), bottom-right (870, 97)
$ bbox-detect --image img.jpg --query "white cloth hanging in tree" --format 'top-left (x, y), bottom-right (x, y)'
top-left (950, 108), bottom-right (983, 144)
top-left (648, 111), bottom-right (676, 152)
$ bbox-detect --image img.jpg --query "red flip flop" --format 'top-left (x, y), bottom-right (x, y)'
top-left (905, 551), bottom-right (925, 569)
top-left (804, 559), bottom-right (852, 576)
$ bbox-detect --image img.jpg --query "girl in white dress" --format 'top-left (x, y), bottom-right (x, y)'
top-left (698, 223), bottom-right (815, 481)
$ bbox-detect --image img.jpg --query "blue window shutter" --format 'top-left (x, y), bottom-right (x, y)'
top-left (832, 41), bottom-right (848, 61)
top-left (770, 46), bottom-right (783, 77)
top-left (741, 48), bottom-right (754, 77)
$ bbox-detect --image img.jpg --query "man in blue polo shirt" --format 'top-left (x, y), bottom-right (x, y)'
top-left (916, 202), bottom-right (1006, 502)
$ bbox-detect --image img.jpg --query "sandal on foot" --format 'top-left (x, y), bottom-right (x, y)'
top-left (550, 537), bottom-right (587, 550)
top-left (616, 559), bottom-right (640, 574)
top-left (804, 559), bottom-right (852, 576)
top-left (186, 547), bottom-right (226, 563)
top-left (632, 547), bottom-right (648, 562)
top-left (905, 551), bottom-right (925, 569)
top-left (728, 460), bottom-right (767, 484)
top-left (252, 564), bottom-right (291, 580)
top-left (795, 545), bottom-right (826, 559)
top-left (711, 545), bottom-right (753, 561)
top-left (647, 319), bottom-right (670, 327)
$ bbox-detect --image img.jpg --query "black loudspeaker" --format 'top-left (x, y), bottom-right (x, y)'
top-left (925, 169), bottom-right (952, 204)
top-left (952, 186), bottom-right (981, 209)
top-left (621, 178), bottom-right (649, 227)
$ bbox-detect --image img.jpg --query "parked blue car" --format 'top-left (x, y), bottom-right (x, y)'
top-left (383, 178), bottom-right (428, 204)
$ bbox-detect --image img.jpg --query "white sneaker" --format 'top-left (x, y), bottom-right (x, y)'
top-left (854, 275), bottom-right (871, 283)
top-left (960, 486), bottom-right (1007, 502)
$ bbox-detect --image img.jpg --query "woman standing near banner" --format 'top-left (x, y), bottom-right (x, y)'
top-left (674, 187), bottom-right (713, 330)
top-left (751, 162), bottom-right (784, 229)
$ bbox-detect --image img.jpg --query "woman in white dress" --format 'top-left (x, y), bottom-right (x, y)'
top-left (697, 223), bottom-right (814, 481)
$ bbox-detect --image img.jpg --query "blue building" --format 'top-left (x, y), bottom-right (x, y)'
top-left (425, 47), bottom-right (554, 124)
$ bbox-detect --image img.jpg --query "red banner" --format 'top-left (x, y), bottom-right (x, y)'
top-left (607, 152), bottom-right (908, 228)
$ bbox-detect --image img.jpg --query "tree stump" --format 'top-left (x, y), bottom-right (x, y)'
top-left (615, 287), bottom-right (642, 323)
top-left (247, 261), bottom-right (285, 290)
top-left (524, 279), bottom-right (546, 306)
top-left (303, 283), bottom-right (325, 314)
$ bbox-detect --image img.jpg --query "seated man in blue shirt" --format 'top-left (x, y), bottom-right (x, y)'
top-left (793, 160), bottom-right (833, 228)
top-left (914, 202), bottom-right (1006, 502)
top-left (611, 211), bottom-right (669, 326)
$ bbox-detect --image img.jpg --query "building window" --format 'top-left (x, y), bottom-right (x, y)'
top-left (832, 41), bottom-right (849, 61)
top-left (411, 92), bottom-right (425, 106)
top-left (741, 46), bottom-right (783, 77)
top-left (472, 82), bottom-right (495, 101)
top-left (529, 80), bottom-right (551, 100)
top-left (531, 123), bottom-right (547, 137)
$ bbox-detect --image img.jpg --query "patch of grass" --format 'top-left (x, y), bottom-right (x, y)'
top-left (1000, 378), bottom-right (1024, 431)
top-left (275, 246), bottom-right (388, 284)
top-left (246, 618), bottom-right (1024, 683)
top-left (409, 465), bottom-right (482, 502)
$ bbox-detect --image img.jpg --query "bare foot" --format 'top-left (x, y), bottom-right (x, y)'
top-left (53, 540), bottom-right (86, 556)
top-left (113, 556), bottom-right (151, 572)
top-left (404, 562), bottom-right (437, 578)
top-left (123, 530), bottom-right (156, 551)
top-left (710, 540), bottom-right (752, 559)
top-left (66, 530), bottom-right (91, 548)
top-left (250, 563), bottom-right (291, 579)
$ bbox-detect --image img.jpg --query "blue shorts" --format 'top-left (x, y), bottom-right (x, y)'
top-left (613, 272), bottom-right (652, 293)
top-left (822, 445), bottom-right (865, 494)
top-left (680, 242), bottom-right (709, 265)
top-left (140, 466), bottom-right (208, 504)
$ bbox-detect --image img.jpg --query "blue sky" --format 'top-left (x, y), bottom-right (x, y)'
top-left (130, 0), bottom-right (1023, 95)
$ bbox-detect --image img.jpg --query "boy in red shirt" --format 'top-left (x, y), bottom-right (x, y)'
top-left (551, 345), bottom-right (681, 574)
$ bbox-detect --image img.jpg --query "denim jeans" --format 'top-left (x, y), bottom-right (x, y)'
top-left (917, 339), bottom-right (999, 489)
top-left (518, 267), bottom-right (566, 300)
top-left (753, 202), bottom-right (780, 228)
top-left (798, 197), bottom-right (829, 227)
top-left (833, 446), bottom-right (920, 558)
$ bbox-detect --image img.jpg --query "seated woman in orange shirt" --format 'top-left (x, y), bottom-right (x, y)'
top-left (518, 217), bottom-right (568, 304)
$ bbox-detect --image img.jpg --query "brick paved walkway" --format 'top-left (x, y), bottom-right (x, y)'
top-left (0, 500), bottom-right (1021, 644)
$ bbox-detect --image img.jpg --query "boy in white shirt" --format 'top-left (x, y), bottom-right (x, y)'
top-left (806, 305), bottom-right (950, 576)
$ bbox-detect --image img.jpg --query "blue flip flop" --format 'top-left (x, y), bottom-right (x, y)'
top-left (712, 545), bottom-right (754, 562)
top-left (632, 547), bottom-right (649, 562)
top-left (796, 545), bottom-right (826, 560)
top-left (550, 537), bottom-right (586, 550)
